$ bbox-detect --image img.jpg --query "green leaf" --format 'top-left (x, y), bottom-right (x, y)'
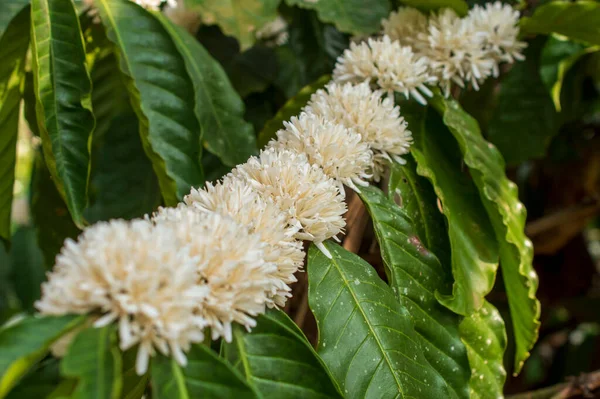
top-left (359, 185), bottom-right (470, 399)
top-left (430, 94), bottom-right (541, 374)
top-left (84, 49), bottom-right (161, 222)
top-left (31, 152), bottom-right (81, 268)
top-left (405, 102), bottom-right (498, 316)
top-left (5, 359), bottom-right (63, 399)
top-left (62, 326), bottom-right (123, 399)
top-left (388, 156), bottom-right (449, 266)
top-left (0, 0), bottom-right (30, 36)
top-left (151, 345), bottom-right (260, 399)
top-left (257, 75), bottom-right (330, 148)
top-left (223, 308), bottom-right (343, 399)
top-left (185, 0), bottom-right (281, 51)
top-left (286, 0), bottom-right (391, 36)
top-left (487, 38), bottom-right (560, 165)
top-left (519, 0), bottom-right (600, 45)
top-left (0, 315), bottom-right (84, 398)
top-left (8, 227), bottom-right (46, 312)
top-left (397, 0), bottom-right (468, 16)
top-left (459, 301), bottom-right (507, 399)
top-left (0, 5), bottom-right (29, 243)
top-left (30, 0), bottom-right (95, 228)
top-left (540, 35), bottom-right (600, 112)
top-left (121, 349), bottom-right (148, 399)
top-left (308, 242), bottom-right (448, 398)
top-left (156, 15), bottom-right (256, 166)
top-left (96, 0), bottom-right (204, 205)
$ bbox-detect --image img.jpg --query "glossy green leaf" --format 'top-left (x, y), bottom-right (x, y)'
top-left (359, 185), bottom-right (470, 399)
top-left (520, 0), bottom-right (600, 45)
top-left (0, 6), bottom-right (29, 243)
top-left (0, 315), bottom-right (84, 398)
top-left (388, 156), bottom-right (449, 266)
top-left (405, 103), bottom-right (498, 316)
top-left (62, 326), bottom-right (122, 399)
top-left (487, 39), bottom-right (559, 165)
top-left (151, 344), bottom-right (260, 399)
top-left (257, 75), bottom-right (330, 148)
top-left (540, 35), bottom-right (600, 112)
top-left (460, 301), bottom-right (507, 399)
top-left (8, 227), bottom-right (45, 312)
top-left (430, 94), bottom-right (541, 374)
top-left (184, 0), bottom-right (281, 51)
top-left (397, 0), bottom-right (468, 15)
top-left (286, 0), bottom-right (391, 36)
top-left (31, 153), bottom-right (81, 268)
top-left (223, 308), bottom-right (343, 399)
top-left (121, 349), bottom-right (148, 399)
top-left (30, 0), bottom-right (95, 228)
top-left (308, 242), bottom-right (448, 398)
top-left (157, 15), bottom-right (256, 166)
top-left (0, 0), bottom-right (30, 36)
top-left (96, 0), bottom-right (203, 205)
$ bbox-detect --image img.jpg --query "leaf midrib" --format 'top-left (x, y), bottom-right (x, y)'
top-left (326, 246), bottom-right (406, 397)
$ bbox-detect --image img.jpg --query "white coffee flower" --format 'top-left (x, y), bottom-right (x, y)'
top-left (467, 1), bottom-right (526, 77)
top-left (420, 8), bottom-right (495, 95)
top-left (153, 207), bottom-right (275, 342)
top-left (256, 15), bottom-right (289, 47)
top-left (36, 219), bottom-right (206, 375)
top-left (270, 112), bottom-right (373, 193)
top-left (184, 179), bottom-right (305, 308)
top-left (381, 7), bottom-right (429, 48)
top-left (231, 148), bottom-right (346, 257)
top-left (333, 35), bottom-right (436, 105)
top-left (306, 82), bottom-right (412, 181)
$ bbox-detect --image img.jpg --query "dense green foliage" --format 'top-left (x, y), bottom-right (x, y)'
top-left (1, 0), bottom-right (599, 397)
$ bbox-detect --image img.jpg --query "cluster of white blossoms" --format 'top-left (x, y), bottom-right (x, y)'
top-left (35, 1), bottom-right (524, 377)
top-left (335, 2), bottom-right (526, 100)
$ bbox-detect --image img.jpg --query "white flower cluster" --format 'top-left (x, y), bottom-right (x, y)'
top-left (35, 1), bottom-right (524, 377)
top-left (335, 2), bottom-right (525, 100)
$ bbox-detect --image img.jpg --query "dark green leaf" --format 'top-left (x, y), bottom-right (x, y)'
top-left (5, 358), bottom-right (62, 399)
top-left (257, 75), bottom-right (330, 148)
top-left (286, 0), bottom-right (391, 36)
top-left (0, 6), bottom-right (29, 242)
top-left (540, 35), bottom-right (600, 112)
top-left (121, 349), bottom-right (148, 399)
top-left (223, 308), bottom-right (343, 399)
top-left (359, 186), bottom-right (470, 399)
top-left (151, 344), bottom-right (259, 399)
top-left (8, 227), bottom-right (45, 312)
top-left (62, 326), bottom-right (122, 399)
top-left (405, 103), bottom-right (498, 316)
top-left (30, 0), bottom-right (95, 228)
top-left (460, 301), bottom-right (507, 399)
top-left (519, 0), bottom-right (600, 45)
top-left (0, 0), bottom-right (30, 37)
top-left (0, 315), bottom-right (84, 398)
top-left (96, 0), bottom-right (204, 205)
top-left (31, 152), bottom-right (81, 268)
top-left (157, 15), bottom-right (257, 166)
top-left (388, 156), bottom-right (449, 266)
top-left (184, 0), bottom-right (281, 51)
top-left (430, 94), bottom-right (540, 374)
top-left (488, 38), bottom-right (560, 165)
top-left (308, 242), bottom-right (448, 398)
top-left (397, 0), bottom-right (468, 15)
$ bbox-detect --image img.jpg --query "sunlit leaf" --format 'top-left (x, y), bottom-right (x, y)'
top-left (30, 0), bottom-right (95, 228)
top-left (430, 94), bottom-right (541, 374)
